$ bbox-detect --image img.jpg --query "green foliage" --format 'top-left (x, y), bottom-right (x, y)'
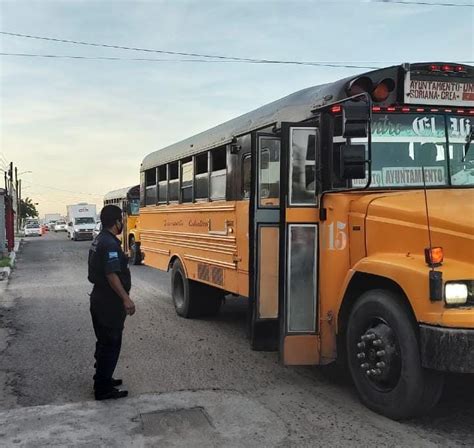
top-left (0, 257), bottom-right (11, 268)
top-left (20, 197), bottom-right (38, 219)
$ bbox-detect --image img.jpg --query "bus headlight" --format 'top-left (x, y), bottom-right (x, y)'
top-left (445, 283), bottom-right (468, 306)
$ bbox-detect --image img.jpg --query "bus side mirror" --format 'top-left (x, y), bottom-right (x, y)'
top-left (343, 100), bottom-right (370, 138)
top-left (340, 144), bottom-right (366, 179)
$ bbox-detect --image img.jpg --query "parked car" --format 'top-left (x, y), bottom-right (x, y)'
top-left (92, 222), bottom-right (102, 239)
top-left (24, 223), bottom-right (42, 237)
top-left (54, 221), bottom-right (67, 232)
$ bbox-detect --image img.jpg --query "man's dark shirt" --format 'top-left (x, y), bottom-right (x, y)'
top-left (88, 229), bottom-right (131, 328)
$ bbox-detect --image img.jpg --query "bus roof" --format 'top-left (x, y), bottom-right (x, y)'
top-left (141, 62), bottom-right (473, 171)
top-left (103, 185), bottom-right (140, 202)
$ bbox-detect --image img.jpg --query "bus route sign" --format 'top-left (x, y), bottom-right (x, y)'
top-left (404, 71), bottom-right (474, 107)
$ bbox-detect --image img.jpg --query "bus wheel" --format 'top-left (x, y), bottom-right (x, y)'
top-left (171, 260), bottom-right (200, 318)
top-left (129, 237), bottom-right (141, 265)
top-left (346, 289), bottom-right (444, 420)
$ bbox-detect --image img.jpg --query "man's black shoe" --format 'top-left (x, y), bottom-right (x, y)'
top-left (93, 378), bottom-right (123, 389)
top-left (95, 388), bottom-right (128, 401)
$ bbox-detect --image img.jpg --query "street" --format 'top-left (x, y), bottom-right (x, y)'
top-left (0, 233), bottom-right (473, 447)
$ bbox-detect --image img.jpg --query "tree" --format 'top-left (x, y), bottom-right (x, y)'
top-left (19, 197), bottom-right (39, 220)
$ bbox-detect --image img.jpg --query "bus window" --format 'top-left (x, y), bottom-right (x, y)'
top-left (290, 128), bottom-right (317, 205)
top-left (242, 154), bottom-right (251, 199)
top-left (181, 157), bottom-right (193, 203)
top-left (210, 147), bottom-right (226, 200)
top-left (195, 152), bottom-right (209, 200)
top-left (145, 168), bottom-right (157, 206)
top-left (169, 162), bottom-right (179, 202)
top-left (158, 165), bottom-right (168, 203)
top-left (258, 138), bottom-right (280, 207)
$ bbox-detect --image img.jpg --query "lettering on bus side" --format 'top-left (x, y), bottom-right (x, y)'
top-left (164, 219), bottom-right (184, 227)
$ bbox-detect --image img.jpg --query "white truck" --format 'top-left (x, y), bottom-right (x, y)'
top-left (44, 213), bottom-right (61, 230)
top-left (66, 203), bottom-right (97, 241)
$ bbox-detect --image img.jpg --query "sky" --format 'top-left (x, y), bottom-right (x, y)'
top-left (0, 0), bottom-right (473, 217)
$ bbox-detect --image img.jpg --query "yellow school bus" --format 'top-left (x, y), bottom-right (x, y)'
top-left (139, 62), bottom-right (473, 419)
top-left (103, 185), bottom-right (142, 265)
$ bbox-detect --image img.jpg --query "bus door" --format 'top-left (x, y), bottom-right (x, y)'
top-left (249, 133), bottom-right (281, 351)
top-left (279, 123), bottom-right (320, 365)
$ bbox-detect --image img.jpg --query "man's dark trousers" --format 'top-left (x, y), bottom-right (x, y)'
top-left (91, 311), bottom-right (123, 393)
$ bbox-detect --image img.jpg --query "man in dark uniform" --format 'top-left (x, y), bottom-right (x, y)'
top-left (88, 205), bottom-right (136, 400)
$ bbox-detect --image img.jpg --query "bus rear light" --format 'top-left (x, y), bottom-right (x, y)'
top-left (347, 76), bottom-right (373, 97)
top-left (469, 110), bottom-right (474, 115)
top-left (441, 65), bottom-right (454, 72)
top-left (425, 247), bottom-right (443, 267)
top-left (371, 78), bottom-right (395, 103)
top-left (401, 107), bottom-right (410, 112)
top-left (430, 65), bottom-right (441, 72)
top-left (430, 108), bottom-right (439, 112)
top-left (416, 108), bottom-right (425, 112)
top-left (455, 66), bottom-right (466, 73)
top-left (331, 105), bottom-right (342, 114)
top-left (387, 107), bottom-right (396, 112)
top-left (372, 106), bottom-right (381, 112)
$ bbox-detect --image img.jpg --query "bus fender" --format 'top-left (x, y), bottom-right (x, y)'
top-left (168, 254), bottom-right (189, 277)
top-left (336, 254), bottom-right (429, 335)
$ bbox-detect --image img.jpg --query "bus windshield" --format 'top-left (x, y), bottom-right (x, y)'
top-left (129, 199), bottom-right (140, 216)
top-left (353, 113), bottom-right (473, 188)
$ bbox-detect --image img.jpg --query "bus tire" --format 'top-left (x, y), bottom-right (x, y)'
top-left (171, 259), bottom-right (200, 318)
top-left (129, 236), bottom-right (141, 266)
top-left (346, 289), bottom-right (444, 420)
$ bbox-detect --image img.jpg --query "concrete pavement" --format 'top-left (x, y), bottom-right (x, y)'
top-left (0, 390), bottom-right (288, 447)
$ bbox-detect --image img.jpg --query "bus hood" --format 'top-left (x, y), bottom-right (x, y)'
top-left (358, 189), bottom-right (474, 265)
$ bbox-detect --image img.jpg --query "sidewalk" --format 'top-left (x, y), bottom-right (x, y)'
top-left (0, 238), bottom-right (22, 408)
top-left (0, 390), bottom-right (287, 447)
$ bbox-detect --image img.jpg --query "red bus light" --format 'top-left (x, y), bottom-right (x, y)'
top-left (372, 106), bottom-right (381, 112)
top-left (331, 105), bottom-right (342, 114)
top-left (402, 107), bottom-right (410, 113)
top-left (371, 78), bottom-right (395, 102)
top-left (455, 66), bottom-right (466, 73)
top-left (430, 65), bottom-right (441, 72)
top-left (441, 65), bottom-right (453, 72)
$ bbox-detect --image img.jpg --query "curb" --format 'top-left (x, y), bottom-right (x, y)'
top-left (0, 238), bottom-right (22, 284)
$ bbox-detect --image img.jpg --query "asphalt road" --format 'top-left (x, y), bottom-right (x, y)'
top-left (0, 233), bottom-right (473, 447)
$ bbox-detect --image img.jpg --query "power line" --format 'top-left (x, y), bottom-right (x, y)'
top-left (371, 0), bottom-right (473, 6)
top-left (22, 180), bottom-right (104, 198)
top-left (2, 52), bottom-right (472, 68)
top-left (0, 31), bottom-right (360, 66)
top-left (0, 52), bottom-right (387, 69)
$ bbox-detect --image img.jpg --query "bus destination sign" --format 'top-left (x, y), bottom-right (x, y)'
top-left (404, 71), bottom-right (474, 107)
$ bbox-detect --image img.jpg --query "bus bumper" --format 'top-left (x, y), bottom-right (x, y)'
top-left (419, 324), bottom-right (474, 373)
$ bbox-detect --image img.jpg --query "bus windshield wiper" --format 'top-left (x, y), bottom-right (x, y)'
top-left (463, 129), bottom-right (474, 162)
